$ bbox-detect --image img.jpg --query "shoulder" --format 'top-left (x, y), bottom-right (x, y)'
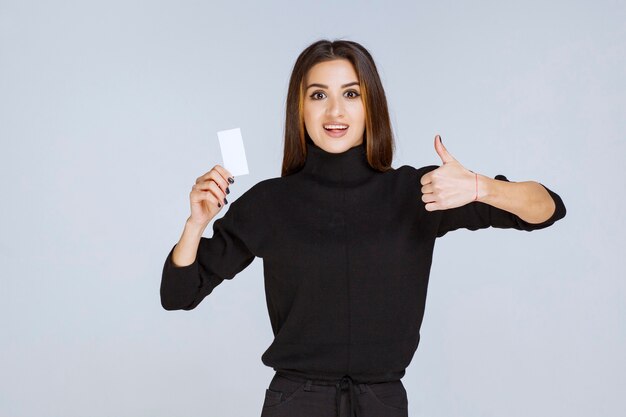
top-left (394, 164), bottom-right (440, 181)
top-left (247, 176), bottom-right (285, 196)
top-left (232, 177), bottom-right (273, 205)
top-left (377, 165), bottom-right (440, 201)
top-left (230, 175), bottom-right (287, 209)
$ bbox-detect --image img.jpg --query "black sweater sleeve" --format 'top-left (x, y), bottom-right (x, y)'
top-left (419, 165), bottom-right (567, 238)
top-left (160, 193), bottom-right (257, 311)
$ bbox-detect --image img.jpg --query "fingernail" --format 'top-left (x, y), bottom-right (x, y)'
top-left (226, 187), bottom-right (230, 194)
top-left (224, 198), bottom-right (228, 204)
top-left (218, 202), bottom-right (221, 208)
top-left (228, 177), bottom-right (235, 184)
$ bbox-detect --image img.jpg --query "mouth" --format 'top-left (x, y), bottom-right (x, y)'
top-left (323, 123), bottom-right (349, 138)
top-left (323, 123), bottom-right (349, 132)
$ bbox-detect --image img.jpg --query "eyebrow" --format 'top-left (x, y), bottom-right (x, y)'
top-left (306, 81), bottom-right (360, 90)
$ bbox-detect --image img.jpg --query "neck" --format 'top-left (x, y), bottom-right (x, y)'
top-left (300, 140), bottom-right (376, 185)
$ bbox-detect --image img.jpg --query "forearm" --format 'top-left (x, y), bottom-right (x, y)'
top-left (171, 217), bottom-right (209, 267)
top-left (476, 174), bottom-right (556, 224)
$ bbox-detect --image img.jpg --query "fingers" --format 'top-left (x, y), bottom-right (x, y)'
top-left (421, 190), bottom-right (436, 204)
top-left (193, 165), bottom-right (234, 207)
top-left (213, 165), bottom-right (235, 185)
top-left (191, 180), bottom-right (226, 206)
top-left (196, 165), bottom-right (233, 186)
top-left (420, 165), bottom-right (445, 186)
top-left (423, 202), bottom-right (440, 212)
top-left (420, 170), bottom-right (437, 185)
top-left (200, 164), bottom-right (233, 189)
top-left (420, 178), bottom-right (438, 211)
top-left (190, 188), bottom-right (221, 210)
top-left (420, 167), bottom-right (443, 211)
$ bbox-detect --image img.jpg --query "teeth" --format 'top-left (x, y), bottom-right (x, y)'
top-left (324, 124), bottom-right (348, 130)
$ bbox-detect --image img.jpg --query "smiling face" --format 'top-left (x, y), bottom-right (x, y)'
top-left (303, 59), bottom-right (366, 153)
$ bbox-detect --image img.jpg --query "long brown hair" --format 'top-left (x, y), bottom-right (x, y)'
top-left (281, 39), bottom-right (396, 177)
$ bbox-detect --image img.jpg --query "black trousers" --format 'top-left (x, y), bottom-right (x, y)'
top-left (260, 372), bottom-right (409, 417)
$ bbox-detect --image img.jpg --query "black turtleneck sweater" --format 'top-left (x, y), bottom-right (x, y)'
top-left (160, 141), bottom-right (566, 383)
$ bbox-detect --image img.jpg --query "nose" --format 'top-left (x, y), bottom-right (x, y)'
top-left (326, 94), bottom-right (344, 118)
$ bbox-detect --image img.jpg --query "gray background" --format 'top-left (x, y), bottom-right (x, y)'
top-left (1, 0), bottom-right (624, 416)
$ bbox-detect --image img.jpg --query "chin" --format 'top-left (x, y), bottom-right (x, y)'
top-left (314, 137), bottom-right (362, 153)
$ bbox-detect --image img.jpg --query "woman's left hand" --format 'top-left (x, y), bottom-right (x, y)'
top-left (420, 135), bottom-right (478, 211)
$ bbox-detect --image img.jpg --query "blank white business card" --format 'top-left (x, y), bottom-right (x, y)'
top-left (217, 127), bottom-right (249, 176)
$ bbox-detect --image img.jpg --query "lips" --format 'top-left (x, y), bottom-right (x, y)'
top-left (323, 124), bottom-right (349, 138)
top-left (323, 123), bottom-right (349, 131)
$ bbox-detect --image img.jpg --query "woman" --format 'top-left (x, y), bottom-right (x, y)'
top-left (160, 39), bottom-right (566, 417)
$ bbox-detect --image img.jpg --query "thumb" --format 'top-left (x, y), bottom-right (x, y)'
top-left (434, 134), bottom-right (456, 164)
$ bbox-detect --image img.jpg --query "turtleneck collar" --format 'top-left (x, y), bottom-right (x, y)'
top-left (300, 140), bottom-right (376, 185)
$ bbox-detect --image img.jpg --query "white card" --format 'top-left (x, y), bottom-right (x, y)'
top-left (217, 127), bottom-right (249, 176)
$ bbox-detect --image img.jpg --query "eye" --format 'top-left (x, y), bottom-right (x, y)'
top-left (309, 91), bottom-right (325, 100)
top-left (309, 90), bottom-right (361, 100)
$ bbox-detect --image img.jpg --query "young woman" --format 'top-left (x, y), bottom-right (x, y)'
top-left (160, 39), bottom-right (566, 417)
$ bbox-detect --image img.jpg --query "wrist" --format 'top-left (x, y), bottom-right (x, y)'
top-left (185, 217), bottom-right (209, 236)
top-left (475, 173), bottom-right (492, 202)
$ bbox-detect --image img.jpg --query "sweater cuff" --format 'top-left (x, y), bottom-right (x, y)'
top-left (160, 243), bottom-right (201, 310)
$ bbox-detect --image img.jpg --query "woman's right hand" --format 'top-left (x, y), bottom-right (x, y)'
top-left (188, 165), bottom-right (235, 227)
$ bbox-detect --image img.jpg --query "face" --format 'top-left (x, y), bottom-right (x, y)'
top-left (303, 59), bottom-right (366, 153)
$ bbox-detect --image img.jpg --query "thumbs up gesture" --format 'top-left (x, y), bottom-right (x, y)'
top-left (420, 135), bottom-right (479, 211)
